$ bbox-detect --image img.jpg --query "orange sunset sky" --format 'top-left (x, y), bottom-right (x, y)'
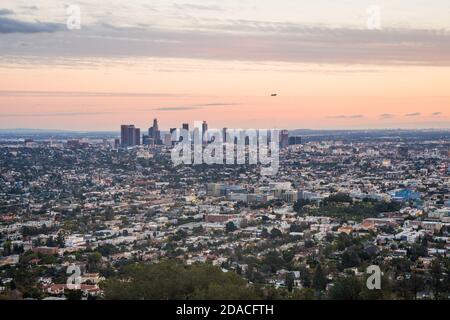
top-left (1, 0), bottom-right (450, 131)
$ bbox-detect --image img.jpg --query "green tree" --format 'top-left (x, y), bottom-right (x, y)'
top-left (225, 221), bottom-right (237, 233)
top-left (88, 252), bottom-right (102, 272)
top-left (312, 264), bottom-right (327, 291)
top-left (329, 276), bottom-right (362, 300)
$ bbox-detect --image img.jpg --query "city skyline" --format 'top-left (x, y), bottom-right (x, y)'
top-left (1, 1), bottom-right (450, 130)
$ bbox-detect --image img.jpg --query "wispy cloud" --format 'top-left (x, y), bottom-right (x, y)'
top-left (0, 112), bottom-right (114, 118)
top-left (405, 112), bottom-right (421, 117)
top-left (327, 114), bottom-right (363, 119)
top-left (0, 90), bottom-right (189, 97)
top-left (380, 113), bottom-right (395, 119)
top-left (0, 8), bottom-right (14, 15)
top-left (173, 3), bottom-right (222, 11)
top-left (432, 112), bottom-right (442, 116)
top-left (0, 16), bottom-right (63, 33)
top-left (1, 20), bottom-right (450, 66)
top-left (152, 102), bottom-right (240, 112)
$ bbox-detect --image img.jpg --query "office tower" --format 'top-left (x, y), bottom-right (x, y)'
top-left (288, 136), bottom-right (302, 145)
top-left (134, 128), bottom-right (141, 145)
top-left (280, 130), bottom-right (289, 149)
top-left (222, 128), bottom-right (227, 143)
top-left (153, 118), bottom-right (160, 144)
top-left (148, 118), bottom-right (161, 145)
top-left (121, 125), bottom-right (141, 147)
top-left (114, 138), bottom-right (120, 149)
top-left (142, 135), bottom-right (151, 145)
top-left (121, 125), bottom-right (132, 147)
top-left (164, 133), bottom-right (172, 146)
top-left (202, 121), bottom-right (208, 144)
top-left (170, 128), bottom-right (178, 145)
top-left (182, 123), bottom-right (189, 131)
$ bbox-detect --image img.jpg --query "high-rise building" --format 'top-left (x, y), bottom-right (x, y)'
top-left (142, 135), bottom-right (152, 146)
top-left (121, 125), bottom-right (141, 147)
top-left (288, 136), bottom-right (302, 145)
top-left (170, 128), bottom-right (178, 145)
top-left (148, 118), bottom-right (161, 145)
top-left (202, 121), bottom-right (208, 144)
top-left (182, 123), bottom-right (189, 131)
top-left (280, 130), bottom-right (289, 149)
top-left (164, 133), bottom-right (172, 146)
top-left (134, 128), bottom-right (141, 146)
top-left (222, 128), bottom-right (227, 142)
top-left (114, 138), bottom-right (120, 149)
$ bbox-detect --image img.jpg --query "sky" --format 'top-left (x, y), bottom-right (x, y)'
top-left (0, 0), bottom-right (450, 131)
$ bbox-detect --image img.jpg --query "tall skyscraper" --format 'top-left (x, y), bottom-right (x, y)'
top-left (170, 128), bottom-right (178, 145)
top-left (222, 128), bottom-right (227, 143)
top-left (148, 118), bottom-right (161, 145)
top-left (182, 123), bottom-right (189, 131)
top-left (134, 128), bottom-right (141, 146)
top-left (202, 121), bottom-right (208, 144)
top-left (121, 125), bottom-right (141, 147)
top-left (288, 136), bottom-right (302, 145)
top-left (280, 130), bottom-right (289, 149)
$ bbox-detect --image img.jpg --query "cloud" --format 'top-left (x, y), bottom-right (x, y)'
top-left (0, 90), bottom-right (188, 97)
top-left (173, 3), bottom-right (222, 11)
top-left (0, 8), bottom-right (14, 15)
top-left (432, 112), bottom-right (442, 116)
top-left (154, 106), bottom-right (201, 111)
top-left (152, 102), bottom-right (240, 112)
top-left (0, 112), bottom-right (114, 118)
top-left (405, 112), bottom-right (421, 117)
top-left (1, 20), bottom-right (450, 66)
top-left (0, 16), bottom-right (63, 33)
top-left (327, 114), bottom-right (363, 119)
top-left (327, 115), bottom-right (347, 119)
top-left (380, 113), bottom-right (395, 119)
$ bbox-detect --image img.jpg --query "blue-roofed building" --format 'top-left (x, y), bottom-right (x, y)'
top-left (391, 189), bottom-right (421, 202)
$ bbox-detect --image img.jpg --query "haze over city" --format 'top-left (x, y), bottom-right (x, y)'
top-left (1, 0), bottom-right (450, 131)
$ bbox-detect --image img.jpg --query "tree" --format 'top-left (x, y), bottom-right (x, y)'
top-left (293, 199), bottom-right (311, 214)
top-left (431, 259), bottom-right (442, 299)
top-left (329, 276), bottom-right (362, 300)
top-left (324, 193), bottom-right (353, 204)
top-left (2, 240), bottom-right (12, 256)
top-left (102, 261), bottom-right (263, 300)
top-left (46, 236), bottom-right (56, 248)
top-left (225, 221), bottom-right (237, 233)
top-left (341, 248), bottom-right (361, 268)
top-left (56, 232), bottom-right (65, 248)
top-left (312, 264), bottom-right (327, 291)
top-left (286, 273), bottom-right (295, 292)
top-left (66, 290), bottom-right (83, 300)
top-left (270, 228), bottom-right (282, 239)
top-left (88, 252), bottom-right (102, 272)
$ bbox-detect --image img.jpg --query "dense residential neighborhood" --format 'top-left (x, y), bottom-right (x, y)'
top-left (0, 129), bottom-right (449, 300)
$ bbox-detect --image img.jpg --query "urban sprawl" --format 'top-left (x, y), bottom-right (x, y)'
top-left (0, 121), bottom-right (449, 300)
